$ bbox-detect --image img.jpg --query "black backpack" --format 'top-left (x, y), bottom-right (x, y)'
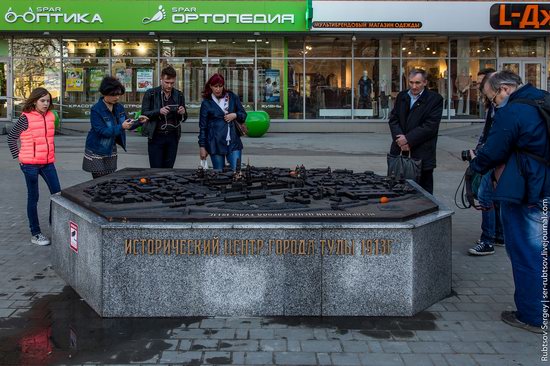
top-left (509, 91), bottom-right (550, 166)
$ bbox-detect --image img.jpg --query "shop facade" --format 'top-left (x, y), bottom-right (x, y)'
top-left (0, 1), bottom-right (549, 128)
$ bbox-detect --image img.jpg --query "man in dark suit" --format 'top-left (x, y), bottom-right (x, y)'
top-left (388, 68), bottom-right (443, 194)
top-left (141, 66), bottom-right (187, 168)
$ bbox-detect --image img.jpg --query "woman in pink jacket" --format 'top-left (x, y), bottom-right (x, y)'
top-left (8, 88), bottom-right (61, 246)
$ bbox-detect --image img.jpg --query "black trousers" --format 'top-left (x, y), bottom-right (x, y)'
top-left (148, 133), bottom-right (179, 168)
top-left (419, 169), bottom-right (434, 195)
top-left (358, 96), bottom-right (372, 109)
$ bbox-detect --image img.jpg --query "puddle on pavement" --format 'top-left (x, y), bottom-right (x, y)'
top-left (264, 310), bottom-right (437, 336)
top-left (0, 287), bottom-right (203, 365)
top-left (0, 285), bottom-right (440, 365)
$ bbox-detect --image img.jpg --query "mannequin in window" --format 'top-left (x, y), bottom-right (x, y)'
top-left (379, 91), bottom-right (390, 119)
top-left (378, 74), bottom-right (389, 119)
top-left (438, 70), bottom-right (448, 108)
top-left (358, 70), bottom-right (372, 109)
top-left (379, 74), bottom-right (388, 94)
top-left (456, 69), bottom-right (471, 115)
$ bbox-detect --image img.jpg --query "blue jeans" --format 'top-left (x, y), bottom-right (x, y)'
top-left (478, 172), bottom-right (504, 244)
top-left (20, 163), bottom-right (61, 236)
top-left (500, 200), bottom-right (546, 327)
top-left (210, 150), bottom-right (242, 170)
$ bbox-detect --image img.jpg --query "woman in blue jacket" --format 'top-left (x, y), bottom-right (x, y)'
top-left (198, 73), bottom-right (247, 170)
top-left (83, 76), bottom-right (148, 178)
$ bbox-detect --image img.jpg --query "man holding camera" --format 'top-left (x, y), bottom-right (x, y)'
top-left (388, 68), bottom-right (443, 194)
top-left (141, 65), bottom-right (188, 168)
top-left (470, 69), bottom-right (549, 333)
top-left (466, 68), bottom-right (505, 256)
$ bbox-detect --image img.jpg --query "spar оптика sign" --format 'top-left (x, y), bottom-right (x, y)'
top-left (1, 0), bottom-right (307, 32)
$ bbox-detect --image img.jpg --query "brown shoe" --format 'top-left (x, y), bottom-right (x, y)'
top-left (501, 311), bottom-right (543, 334)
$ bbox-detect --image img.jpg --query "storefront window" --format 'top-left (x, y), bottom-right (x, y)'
top-left (13, 38), bottom-right (61, 58)
top-left (499, 38), bottom-right (545, 58)
top-left (258, 58), bottom-right (285, 119)
top-left (451, 38), bottom-right (496, 58)
top-left (287, 59), bottom-right (303, 119)
top-left (13, 58), bottom-right (61, 115)
top-left (354, 59), bottom-right (399, 120)
top-left (111, 58), bottom-right (158, 117)
top-left (355, 38), bottom-right (399, 58)
top-left (305, 59), bottom-right (352, 119)
top-left (207, 58), bottom-right (255, 111)
top-left (161, 38), bottom-right (206, 58)
top-left (0, 61), bottom-right (6, 119)
top-left (63, 38), bottom-right (110, 58)
top-left (111, 38), bottom-right (158, 58)
top-left (287, 38), bottom-right (304, 58)
top-left (304, 36), bottom-right (351, 58)
top-left (257, 38), bottom-right (284, 58)
top-left (401, 37), bottom-right (448, 58)
top-left (63, 59), bottom-right (109, 119)
top-left (160, 59), bottom-right (205, 119)
top-left (208, 38), bottom-right (256, 58)
top-left (449, 59), bottom-right (496, 119)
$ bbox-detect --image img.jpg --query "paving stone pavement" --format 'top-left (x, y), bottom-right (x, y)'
top-left (0, 126), bottom-right (545, 365)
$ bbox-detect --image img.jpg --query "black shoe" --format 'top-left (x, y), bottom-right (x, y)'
top-left (501, 311), bottom-right (543, 334)
top-left (494, 239), bottom-right (505, 247)
top-left (468, 240), bottom-right (495, 256)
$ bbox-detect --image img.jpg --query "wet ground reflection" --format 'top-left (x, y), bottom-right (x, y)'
top-left (0, 287), bottom-right (440, 365)
top-left (0, 287), bottom-right (203, 365)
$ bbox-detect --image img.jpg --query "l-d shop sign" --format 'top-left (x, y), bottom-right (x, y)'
top-left (490, 3), bottom-right (550, 30)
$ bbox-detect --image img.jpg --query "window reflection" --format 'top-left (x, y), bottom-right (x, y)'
top-left (160, 59), bottom-right (204, 119)
top-left (63, 59), bottom-right (109, 119)
top-left (449, 59), bottom-right (496, 119)
top-left (111, 59), bottom-right (158, 117)
top-left (401, 37), bottom-right (448, 58)
top-left (499, 38), bottom-right (545, 57)
top-left (13, 58), bottom-right (61, 115)
top-left (305, 60), bottom-right (352, 119)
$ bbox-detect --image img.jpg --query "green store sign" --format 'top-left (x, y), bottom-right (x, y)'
top-left (1, 1), bottom-right (307, 32)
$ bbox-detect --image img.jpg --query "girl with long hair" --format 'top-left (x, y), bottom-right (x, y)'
top-left (8, 88), bottom-right (60, 246)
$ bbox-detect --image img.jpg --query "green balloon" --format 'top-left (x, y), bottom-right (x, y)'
top-left (245, 111), bottom-right (270, 137)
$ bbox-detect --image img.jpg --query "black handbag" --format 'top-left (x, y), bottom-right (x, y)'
top-left (387, 151), bottom-right (422, 182)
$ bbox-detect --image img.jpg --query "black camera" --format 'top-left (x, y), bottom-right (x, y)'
top-left (168, 104), bottom-right (179, 112)
top-left (461, 150), bottom-right (472, 162)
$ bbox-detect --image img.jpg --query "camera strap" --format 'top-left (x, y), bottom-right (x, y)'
top-left (160, 90), bottom-right (185, 131)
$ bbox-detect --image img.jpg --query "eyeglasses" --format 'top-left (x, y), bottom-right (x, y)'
top-left (490, 87), bottom-right (502, 106)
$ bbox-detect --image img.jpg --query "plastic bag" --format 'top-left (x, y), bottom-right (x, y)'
top-left (199, 159), bottom-right (210, 170)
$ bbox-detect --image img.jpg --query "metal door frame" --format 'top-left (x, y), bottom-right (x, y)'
top-left (0, 57), bottom-right (12, 121)
top-left (499, 58), bottom-right (547, 90)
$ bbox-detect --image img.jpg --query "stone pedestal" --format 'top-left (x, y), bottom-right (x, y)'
top-left (51, 194), bottom-right (452, 317)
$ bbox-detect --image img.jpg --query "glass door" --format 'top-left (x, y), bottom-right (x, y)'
top-left (0, 59), bottom-right (10, 120)
top-left (499, 59), bottom-right (546, 90)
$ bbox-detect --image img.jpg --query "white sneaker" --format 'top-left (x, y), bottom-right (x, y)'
top-left (31, 233), bottom-right (50, 246)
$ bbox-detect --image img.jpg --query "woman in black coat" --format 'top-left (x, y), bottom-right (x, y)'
top-left (198, 73), bottom-right (247, 170)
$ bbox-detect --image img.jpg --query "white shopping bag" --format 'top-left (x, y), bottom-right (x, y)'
top-left (199, 159), bottom-right (210, 170)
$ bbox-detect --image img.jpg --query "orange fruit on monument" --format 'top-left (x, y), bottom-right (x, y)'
top-left (380, 196), bottom-right (390, 203)
top-left (139, 178), bottom-right (148, 184)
